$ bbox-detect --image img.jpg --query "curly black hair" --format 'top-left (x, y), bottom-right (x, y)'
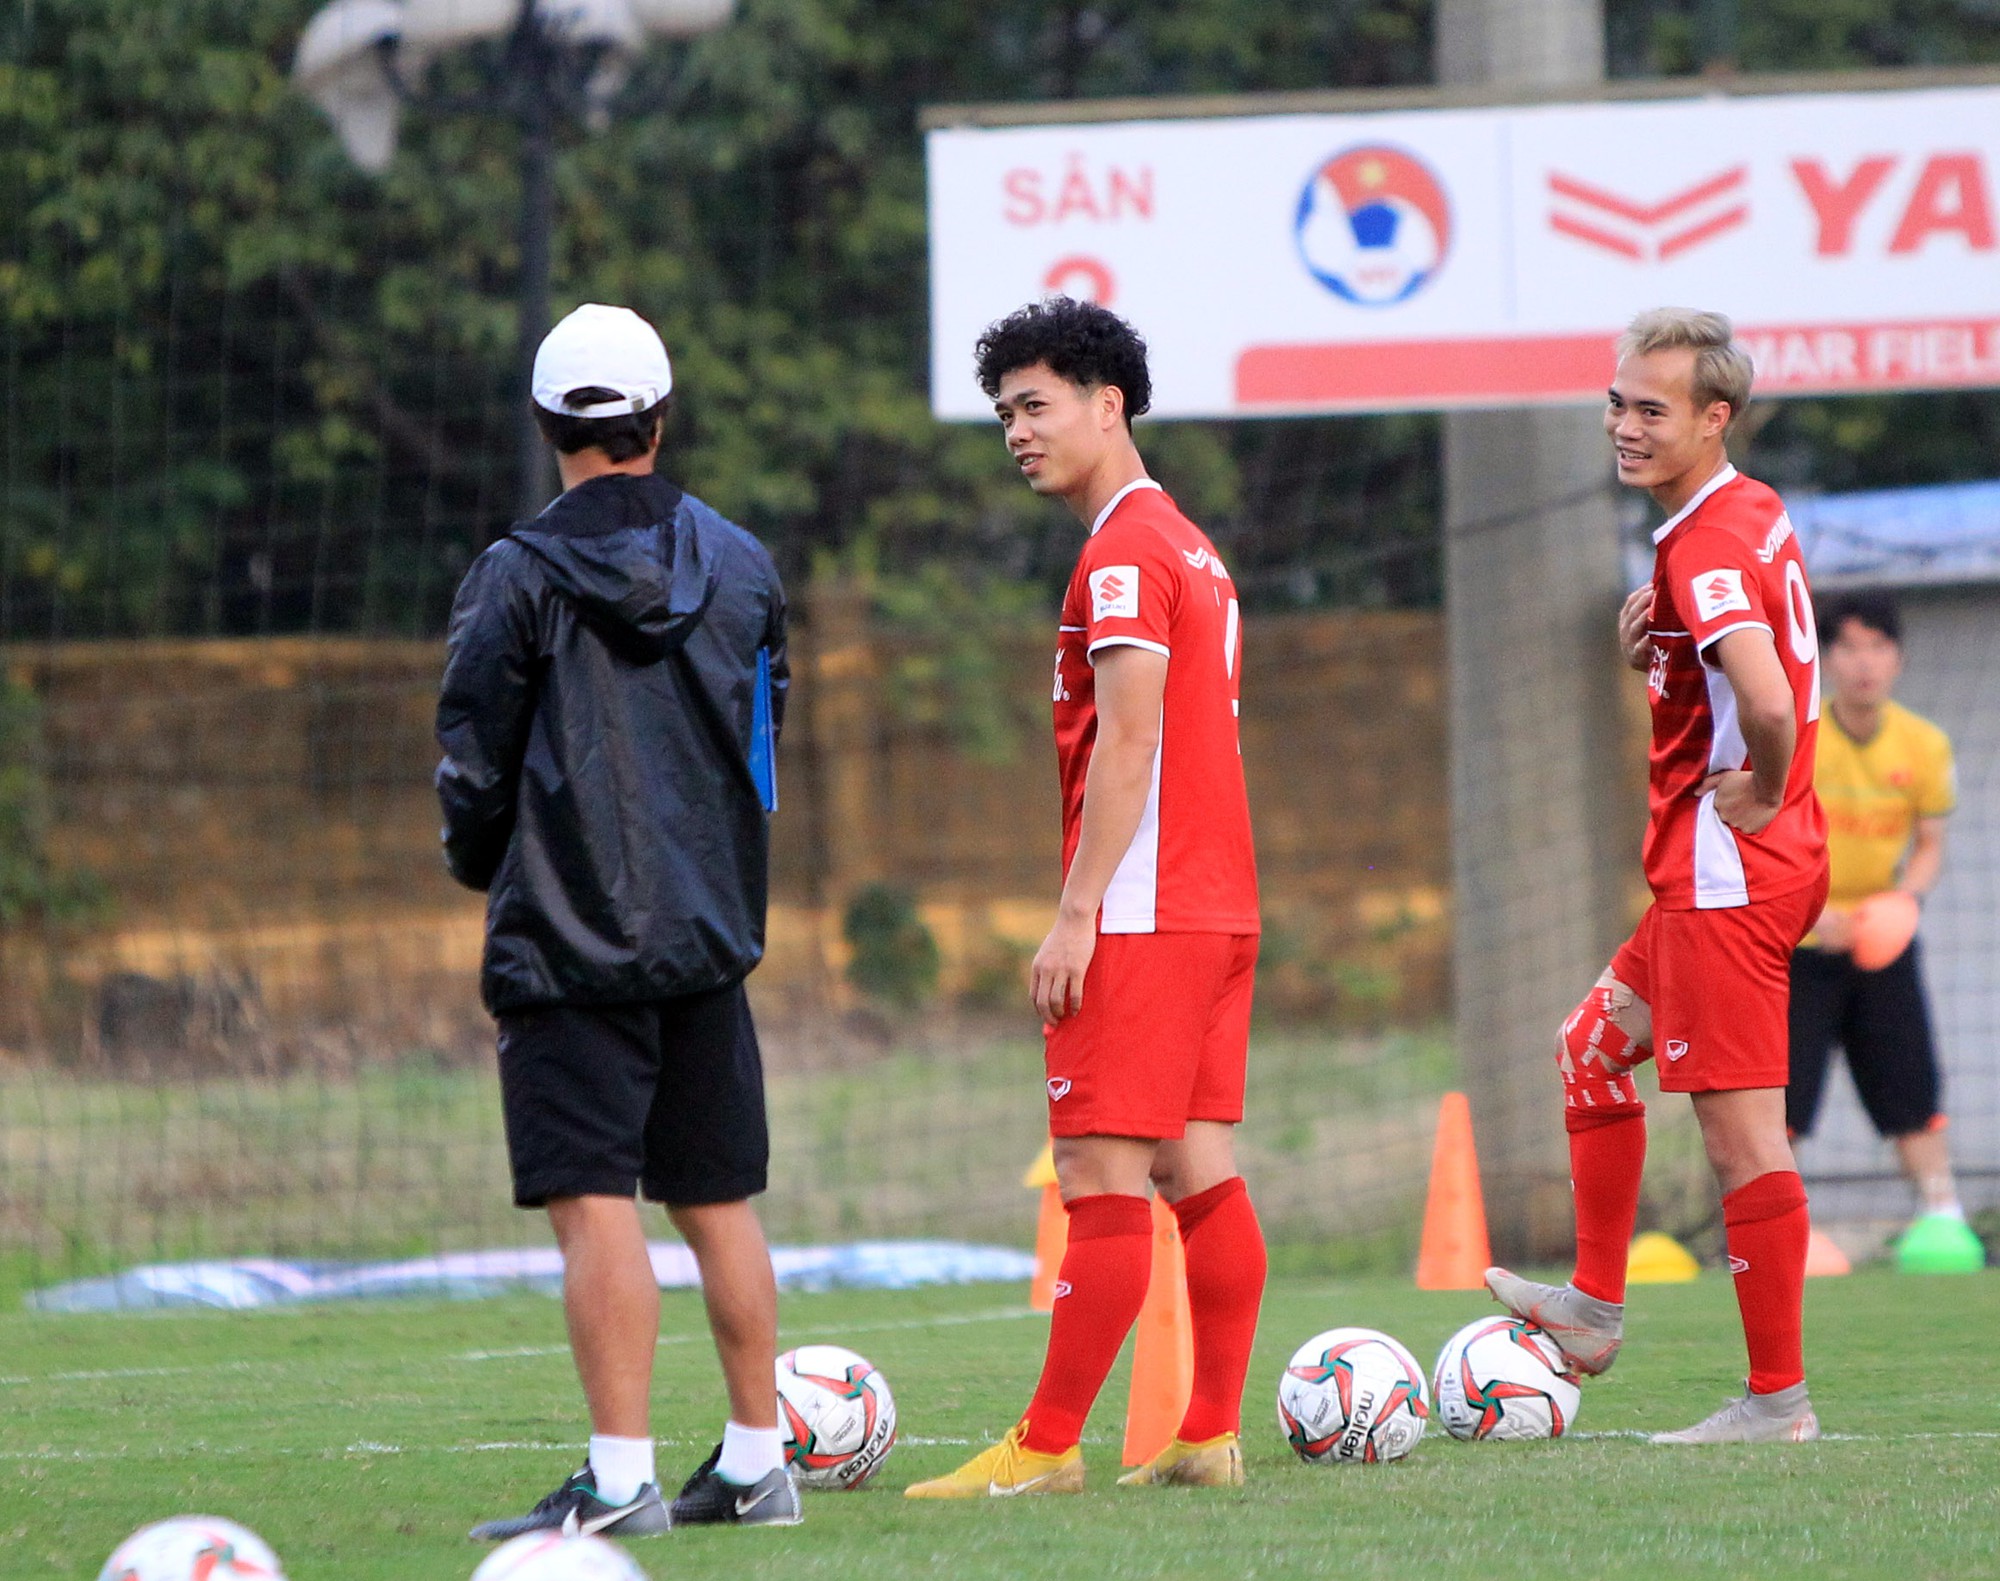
top-left (1820, 590), bottom-right (1902, 646)
top-left (974, 298), bottom-right (1151, 425)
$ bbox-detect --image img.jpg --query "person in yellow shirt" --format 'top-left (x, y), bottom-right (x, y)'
top-left (1788, 592), bottom-right (1982, 1268)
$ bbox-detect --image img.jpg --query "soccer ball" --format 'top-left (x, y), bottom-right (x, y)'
top-left (469, 1533), bottom-right (649, 1581)
top-left (776, 1343), bottom-right (898, 1489)
top-left (1276, 1327), bottom-right (1429, 1463)
top-left (1431, 1316), bottom-right (1582, 1441)
top-left (98, 1517), bottom-right (286, 1581)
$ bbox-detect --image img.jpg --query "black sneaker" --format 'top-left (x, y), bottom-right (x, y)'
top-left (668, 1444), bottom-right (804, 1527)
top-left (469, 1465), bottom-right (672, 1541)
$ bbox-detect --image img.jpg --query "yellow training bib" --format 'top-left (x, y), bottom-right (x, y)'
top-left (1815, 699), bottom-right (1956, 907)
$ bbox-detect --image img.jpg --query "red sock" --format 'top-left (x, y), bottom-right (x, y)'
top-left (1723, 1170), bottom-right (1810, 1394)
top-left (1566, 1110), bottom-right (1646, 1303)
top-left (1021, 1193), bottom-right (1153, 1453)
top-left (1172, 1177), bottom-right (1267, 1442)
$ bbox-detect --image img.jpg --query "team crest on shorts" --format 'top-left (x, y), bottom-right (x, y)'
top-left (1046, 1077), bottom-right (1072, 1100)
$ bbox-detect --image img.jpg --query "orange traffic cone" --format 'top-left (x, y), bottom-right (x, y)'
top-left (1121, 1193), bottom-right (1195, 1466)
top-left (1805, 1225), bottom-right (1852, 1278)
top-left (1415, 1092), bottom-right (1493, 1290)
top-left (1023, 1143), bottom-right (1067, 1313)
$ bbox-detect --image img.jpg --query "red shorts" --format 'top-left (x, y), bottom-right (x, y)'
top-left (1043, 932), bottom-right (1258, 1139)
top-left (1608, 876), bottom-right (1827, 1093)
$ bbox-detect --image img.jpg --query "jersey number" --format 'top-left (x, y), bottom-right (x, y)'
top-left (1782, 560), bottom-right (1822, 723)
top-left (1222, 597), bottom-right (1240, 679)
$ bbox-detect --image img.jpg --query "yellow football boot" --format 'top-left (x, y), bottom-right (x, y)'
top-left (1115, 1433), bottom-right (1245, 1488)
top-left (903, 1422), bottom-right (1085, 1499)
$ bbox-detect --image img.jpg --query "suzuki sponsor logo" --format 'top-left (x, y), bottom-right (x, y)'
top-left (1089, 565), bottom-right (1139, 621)
top-left (1692, 569), bottom-right (1752, 622)
top-left (1548, 166), bottom-right (1749, 261)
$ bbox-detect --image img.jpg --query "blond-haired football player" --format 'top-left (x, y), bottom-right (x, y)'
top-left (1486, 308), bottom-right (1832, 1443)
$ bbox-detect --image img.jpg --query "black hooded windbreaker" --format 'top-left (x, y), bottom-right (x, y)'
top-left (435, 472), bottom-right (788, 1013)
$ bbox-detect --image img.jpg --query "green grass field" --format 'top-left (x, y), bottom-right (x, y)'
top-left (8, 1269), bottom-right (1997, 1581)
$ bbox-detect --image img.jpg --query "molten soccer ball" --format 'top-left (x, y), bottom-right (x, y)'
top-left (776, 1343), bottom-right (898, 1490)
top-left (1432, 1316), bottom-right (1582, 1441)
top-left (98, 1517), bottom-right (286, 1581)
top-left (469, 1533), bottom-right (649, 1581)
top-left (1276, 1327), bottom-right (1429, 1463)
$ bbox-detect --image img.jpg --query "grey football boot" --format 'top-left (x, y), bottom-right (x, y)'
top-left (1484, 1267), bottom-right (1624, 1376)
top-left (668, 1444), bottom-right (804, 1528)
top-left (469, 1465), bottom-right (672, 1541)
top-left (1652, 1381), bottom-right (1821, 1444)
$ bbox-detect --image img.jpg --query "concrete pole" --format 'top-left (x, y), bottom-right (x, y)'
top-left (1436, 0), bottom-right (1640, 1259)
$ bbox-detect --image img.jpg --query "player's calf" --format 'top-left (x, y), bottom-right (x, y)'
top-left (1554, 978), bottom-right (1651, 1320)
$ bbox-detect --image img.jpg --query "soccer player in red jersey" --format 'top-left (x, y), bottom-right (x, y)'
top-left (1485, 309), bottom-right (1831, 1443)
top-left (907, 300), bottom-right (1266, 1496)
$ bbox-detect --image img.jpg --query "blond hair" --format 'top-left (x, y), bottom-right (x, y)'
top-left (1616, 307), bottom-right (1753, 427)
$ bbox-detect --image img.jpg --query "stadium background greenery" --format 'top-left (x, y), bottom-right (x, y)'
top-left (4, 0), bottom-right (2000, 647)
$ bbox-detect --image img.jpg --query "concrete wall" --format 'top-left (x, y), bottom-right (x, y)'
top-left (1792, 586), bottom-right (2000, 1227)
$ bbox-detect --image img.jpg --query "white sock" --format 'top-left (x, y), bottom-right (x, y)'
top-left (714, 1420), bottom-right (785, 1485)
top-left (588, 1434), bottom-right (655, 1505)
top-left (1916, 1172), bottom-right (1965, 1219)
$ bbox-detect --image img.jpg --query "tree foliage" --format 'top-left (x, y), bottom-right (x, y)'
top-left (1, 1), bottom-right (1995, 643)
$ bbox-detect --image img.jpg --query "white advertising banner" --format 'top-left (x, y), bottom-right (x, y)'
top-left (925, 85), bottom-right (2000, 418)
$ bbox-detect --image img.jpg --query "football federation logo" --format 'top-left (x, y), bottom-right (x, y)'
top-left (1295, 145), bottom-right (1452, 306)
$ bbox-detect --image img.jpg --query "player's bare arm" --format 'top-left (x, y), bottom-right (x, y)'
top-left (1618, 585), bottom-right (1654, 671)
top-left (1030, 644), bottom-right (1168, 1026)
top-left (1900, 815), bottom-right (1947, 897)
top-left (1698, 627), bottom-right (1795, 835)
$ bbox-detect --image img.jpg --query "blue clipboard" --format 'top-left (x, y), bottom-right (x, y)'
top-left (748, 647), bottom-right (778, 812)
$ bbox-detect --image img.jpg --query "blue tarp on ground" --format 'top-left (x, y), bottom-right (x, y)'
top-left (27, 1241), bottom-right (1039, 1313)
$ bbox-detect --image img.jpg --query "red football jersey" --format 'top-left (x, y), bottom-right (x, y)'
top-left (1640, 464), bottom-right (1828, 910)
top-left (1053, 480), bottom-right (1260, 934)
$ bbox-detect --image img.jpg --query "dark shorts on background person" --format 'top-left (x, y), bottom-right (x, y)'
top-left (1787, 940), bottom-right (1942, 1140)
top-left (496, 983), bottom-right (768, 1208)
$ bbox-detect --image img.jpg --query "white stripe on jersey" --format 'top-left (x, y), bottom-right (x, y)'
top-left (1695, 660), bottom-right (1749, 908)
top-left (1694, 793), bottom-right (1749, 910)
top-left (1100, 709), bottom-right (1164, 934)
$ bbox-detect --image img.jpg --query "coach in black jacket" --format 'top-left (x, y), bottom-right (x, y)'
top-left (439, 304), bottom-right (802, 1538)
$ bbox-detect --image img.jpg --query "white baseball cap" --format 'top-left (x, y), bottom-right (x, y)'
top-left (531, 303), bottom-right (674, 416)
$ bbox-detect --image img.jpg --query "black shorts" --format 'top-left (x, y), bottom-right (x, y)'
top-left (496, 984), bottom-right (769, 1209)
top-left (1786, 939), bottom-right (1941, 1140)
